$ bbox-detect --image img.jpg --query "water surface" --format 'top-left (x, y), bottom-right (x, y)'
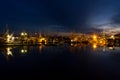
top-left (0, 44), bottom-right (120, 78)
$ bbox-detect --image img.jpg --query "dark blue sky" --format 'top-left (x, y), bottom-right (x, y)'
top-left (0, 0), bottom-right (120, 33)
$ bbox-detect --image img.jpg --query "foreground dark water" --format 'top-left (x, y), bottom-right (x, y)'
top-left (0, 44), bottom-right (120, 78)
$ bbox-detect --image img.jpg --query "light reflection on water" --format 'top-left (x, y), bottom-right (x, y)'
top-left (0, 44), bottom-right (120, 77)
top-left (0, 44), bottom-right (120, 60)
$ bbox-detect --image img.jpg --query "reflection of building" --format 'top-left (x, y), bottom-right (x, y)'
top-left (1, 47), bottom-right (13, 60)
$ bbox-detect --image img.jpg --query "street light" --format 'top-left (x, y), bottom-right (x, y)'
top-left (21, 32), bottom-right (27, 36)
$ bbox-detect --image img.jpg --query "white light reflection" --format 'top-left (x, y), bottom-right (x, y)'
top-left (6, 47), bottom-right (13, 56)
top-left (21, 49), bottom-right (27, 54)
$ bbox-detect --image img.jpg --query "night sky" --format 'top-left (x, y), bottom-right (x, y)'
top-left (0, 0), bottom-right (120, 33)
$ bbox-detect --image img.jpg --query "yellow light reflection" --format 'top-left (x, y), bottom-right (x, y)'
top-left (102, 47), bottom-right (106, 52)
top-left (39, 45), bottom-right (43, 52)
top-left (6, 47), bottom-right (13, 56)
top-left (93, 43), bottom-right (97, 49)
top-left (109, 47), bottom-right (113, 50)
top-left (71, 43), bottom-right (74, 46)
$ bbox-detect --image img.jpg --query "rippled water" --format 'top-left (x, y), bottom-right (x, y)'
top-left (0, 44), bottom-right (120, 78)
